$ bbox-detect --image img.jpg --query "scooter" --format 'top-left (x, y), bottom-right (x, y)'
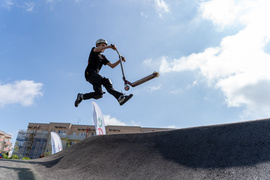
top-left (115, 48), bottom-right (159, 91)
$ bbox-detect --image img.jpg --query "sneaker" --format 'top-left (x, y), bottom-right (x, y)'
top-left (118, 94), bottom-right (133, 106)
top-left (75, 93), bottom-right (83, 107)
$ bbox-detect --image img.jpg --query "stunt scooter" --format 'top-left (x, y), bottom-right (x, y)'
top-left (114, 48), bottom-right (159, 91)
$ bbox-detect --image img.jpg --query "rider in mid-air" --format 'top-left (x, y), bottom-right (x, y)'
top-left (75, 39), bottom-right (133, 107)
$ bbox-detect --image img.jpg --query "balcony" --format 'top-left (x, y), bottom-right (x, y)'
top-left (3, 147), bottom-right (9, 152)
top-left (57, 133), bottom-right (85, 140)
top-left (4, 141), bottom-right (11, 145)
top-left (58, 133), bottom-right (67, 138)
top-left (66, 134), bottom-right (86, 140)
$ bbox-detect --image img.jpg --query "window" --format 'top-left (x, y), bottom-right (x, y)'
top-left (58, 130), bottom-right (65, 134)
top-left (80, 132), bottom-right (86, 136)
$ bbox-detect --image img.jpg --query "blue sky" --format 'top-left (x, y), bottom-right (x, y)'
top-left (1, 0), bottom-right (270, 146)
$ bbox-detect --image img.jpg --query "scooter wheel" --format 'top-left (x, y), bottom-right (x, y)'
top-left (124, 85), bottom-right (130, 91)
top-left (153, 71), bottom-right (160, 77)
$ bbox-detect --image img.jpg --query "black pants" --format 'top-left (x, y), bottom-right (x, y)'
top-left (83, 72), bottom-right (123, 100)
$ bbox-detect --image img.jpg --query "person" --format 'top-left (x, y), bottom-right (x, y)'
top-left (75, 39), bottom-right (133, 107)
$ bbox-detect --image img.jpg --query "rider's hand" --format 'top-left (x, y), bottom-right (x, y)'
top-left (121, 56), bottom-right (126, 62)
top-left (110, 44), bottom-right (117, 50)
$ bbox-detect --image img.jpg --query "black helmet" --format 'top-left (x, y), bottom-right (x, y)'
top-left (96, 39), bottom-right (108, 46)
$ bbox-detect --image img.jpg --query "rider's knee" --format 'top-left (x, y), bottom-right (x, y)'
top-left (102, 78), bottom-right (112, 87)
top-left (93, 93), bottom-right (103, 100)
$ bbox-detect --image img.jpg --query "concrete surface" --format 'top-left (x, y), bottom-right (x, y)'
top-left (2, 118), bottom-right (270, 179)
top-left (0, 159), bottom-right (42, 180)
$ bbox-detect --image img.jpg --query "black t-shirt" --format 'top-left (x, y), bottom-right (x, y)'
top-left (85, 47), bottom-right (110, 77)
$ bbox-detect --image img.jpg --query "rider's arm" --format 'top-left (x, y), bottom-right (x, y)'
top-left (93, 44), bottom-right (116, 52)
top-left (107, 57), bottom-right (126, 69)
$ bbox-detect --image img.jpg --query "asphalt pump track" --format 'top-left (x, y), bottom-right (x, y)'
top-left (2, 118), bottom-right (270, 179)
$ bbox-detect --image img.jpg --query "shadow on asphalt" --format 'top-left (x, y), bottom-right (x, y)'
top-left (155, 119), bottom-right (270, 168)
top-left (0, 157), bottom-right (63, 168)
top-left (34, 157), bottom-right (63, 168)
top-left (0, 165), bottom-right (35, 180)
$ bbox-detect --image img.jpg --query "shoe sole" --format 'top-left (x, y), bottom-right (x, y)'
top-left (120, 94), bottom-right (133, 106)
top-left (75, 94), bottom-right (82, 107)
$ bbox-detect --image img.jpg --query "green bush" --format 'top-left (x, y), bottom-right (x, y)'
top-left (0, 153), bottom-right (30, 160)
top-left (22, 157), bottom-right (31, 160)
top-left (10, 155), bottom-right (19, 159)
top-left (3, 154), bottom-right (9, 159)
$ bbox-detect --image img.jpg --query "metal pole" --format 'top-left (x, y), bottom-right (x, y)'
top-left (115, 49), bottom-right (126, 80)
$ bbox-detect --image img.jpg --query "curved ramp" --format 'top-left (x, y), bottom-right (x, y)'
top-left (31, 118), bottom-right (270, 179)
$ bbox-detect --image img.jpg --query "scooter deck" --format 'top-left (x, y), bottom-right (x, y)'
top-left (115, 48), bottom-right (159, 90)
top-left (130, 72), bottom-right (159, 87)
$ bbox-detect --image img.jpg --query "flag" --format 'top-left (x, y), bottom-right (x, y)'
top-left (50, 132), bottom-right (63, 154)
top-left (92, 101), bottom-right (106, 135)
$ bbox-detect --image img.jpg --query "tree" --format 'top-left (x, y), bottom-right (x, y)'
top-left (10, 155), bottom-right (19, 159)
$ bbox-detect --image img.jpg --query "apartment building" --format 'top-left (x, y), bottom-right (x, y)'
top-left (0, 130), bottom-right (12, 156)
top-left (13, 122), bottom-right (173, 159)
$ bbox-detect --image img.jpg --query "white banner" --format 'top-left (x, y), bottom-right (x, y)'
top-left (50, 132), bottom-right (63, 154)
top-left (92, 101), bottom-right (106, 135)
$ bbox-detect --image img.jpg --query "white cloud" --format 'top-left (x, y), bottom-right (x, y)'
top-left (131, 121), bottom-right (141, 126)
top-left (104, 115), bottom-right (126, 126)
top-left (46, 0), bottom-right (57, 10)
top-left (74, 0), bottom-right (84, 3)
top-left (165, 125), bottom-right (179, 129)
top-left (24, 2), bottom-right (35, 12)
top-left (1, 0), bottom-right (14, 10)
top-left (159, 0), bottom-right (270, 117)
top-left (143, 57), bottom-right (162, 72)
top-left (1, 0), bottom-right (35, 12)
top-left (46, 0), bottom-right (54, 3)
top-left (148, 85), bottom-right (161, 92)
top-left (140, 12), bottom-right (148, 18)
top-left (103, 115), bottom-right (142, 127)
top-left (143, 58), bottom-right (152, 66)
top-left (200, 0), bottom-right (243, 29)
top-left (154, 0), bottom-right (169, 18)
top-left (0, 80), bottom-right (43, 107)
